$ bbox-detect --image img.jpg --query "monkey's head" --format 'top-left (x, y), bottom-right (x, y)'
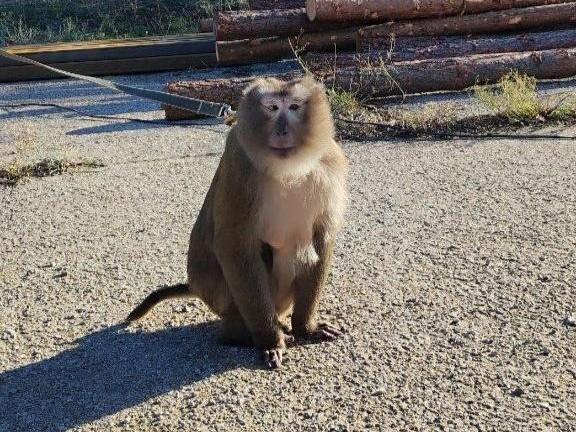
top-left (234, 76), bottom-right (335, 180)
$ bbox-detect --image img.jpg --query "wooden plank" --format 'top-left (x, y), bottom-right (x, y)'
top-left (4, 33), bottom-right (214, 52)
top-left (0, 53), bottom-right (217, 82)
top-left (0, 34), bottom-right (215, 67)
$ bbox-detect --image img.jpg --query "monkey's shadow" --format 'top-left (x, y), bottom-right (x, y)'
top-left (0, 322), bottom-right (256, 432)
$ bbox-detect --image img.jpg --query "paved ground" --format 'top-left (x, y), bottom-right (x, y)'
top-left (0, 72), bottom-right (575, 432)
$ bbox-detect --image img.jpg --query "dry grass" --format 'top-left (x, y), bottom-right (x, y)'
top-left (330, 70), bottom-right (576, 140)
top-left (388, 104), bottom-right (459, 131)
top-left (548, 95), bottom-right (576, 122)
top-left (474, 72), bottom-right (576, 123)
top-left (0, 157), bottom-right (104, 185)
top-left (327, 89), bottom-right (363, 118)
top-left (0, 123), bottom-right (104, 186)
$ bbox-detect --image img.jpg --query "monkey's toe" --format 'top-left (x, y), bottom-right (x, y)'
top-left (315, 323), bottom-right (343, 340)
top-left (284, 334), bottom-right (295, 346)
top-left (295, 322), bottom-right (343, 341)
top-left (263, 348), bottom-right (285, 369)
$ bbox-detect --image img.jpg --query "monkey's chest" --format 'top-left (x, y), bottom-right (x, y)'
top-left (257, 181), bottom-right (321, 252)
top-left (258, 180), bottom-right (322, 312)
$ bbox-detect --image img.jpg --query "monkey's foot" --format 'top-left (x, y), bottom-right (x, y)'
top-left (262, 347), bottom-right (286, 369)
top-left (294, 322), bottom-right (343, 341)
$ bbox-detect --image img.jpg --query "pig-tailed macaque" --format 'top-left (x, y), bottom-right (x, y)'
top-left (128, 76), bottom-right (348, 369)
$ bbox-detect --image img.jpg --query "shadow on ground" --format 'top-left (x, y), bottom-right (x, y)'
top-left (0, 98), bottom-right (158, 122)
top-left (0, 322), bottom-right (255, 432)
top-left (66, 117), bottom-right (225, 136)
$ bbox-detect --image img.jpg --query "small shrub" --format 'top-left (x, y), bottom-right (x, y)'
top-left (474, 71), bottom-right (541, 121)
top-left (327, 89), bottom-right (362, 118)
top-left (548, 97), bottom-right (576, 122)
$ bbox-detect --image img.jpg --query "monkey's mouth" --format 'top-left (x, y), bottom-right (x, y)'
top-left (269, 146), bottom-right (296, 158)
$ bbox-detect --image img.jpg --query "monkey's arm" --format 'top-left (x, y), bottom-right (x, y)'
top-left (291, 227), bottom-right (343, 340)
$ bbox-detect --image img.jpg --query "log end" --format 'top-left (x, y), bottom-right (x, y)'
top-left (215, 43), bottom-right (222, 63)
top-left (306, 0), bottom-right (316, 21)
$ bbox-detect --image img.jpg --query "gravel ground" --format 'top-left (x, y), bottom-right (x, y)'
top-left (1, 73), bottom-right (575, 432)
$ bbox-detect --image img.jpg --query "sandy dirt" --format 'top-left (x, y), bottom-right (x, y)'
top-left (0, 73), bottom-right (575, 431)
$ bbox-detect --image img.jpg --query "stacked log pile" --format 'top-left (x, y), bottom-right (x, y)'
top-left (166, 0), bottom-right (576, 119)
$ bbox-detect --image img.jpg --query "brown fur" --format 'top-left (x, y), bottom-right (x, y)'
top-left (127, 76), bottom-right (348, 368)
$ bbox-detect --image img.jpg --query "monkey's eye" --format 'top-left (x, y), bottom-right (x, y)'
top-left (268, 104), bottom-right (279, 112)
top-left (289, 104), bottom-right (300, 111)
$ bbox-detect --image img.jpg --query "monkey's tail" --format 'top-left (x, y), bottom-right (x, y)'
top-left (126, 283), bottom-right (190, 322)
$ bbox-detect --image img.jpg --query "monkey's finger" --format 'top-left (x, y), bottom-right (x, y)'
top-left (284, 334), bottom-right (296, 346)
top-left (315, 323), bottom-right (344, 340)
top-left (263, 349), bottom-right (283, 369)
top-left (321, 324), bottom-right (343, 336)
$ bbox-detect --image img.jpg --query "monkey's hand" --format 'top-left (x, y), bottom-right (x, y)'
top-left (260, 331), bottom-right (293, 369)
top-left (293, 322), bottom-right (343, 342)
top-left (262, 347), bottom-right (286, 369)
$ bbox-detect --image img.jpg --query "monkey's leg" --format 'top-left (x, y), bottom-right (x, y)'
top-left (218, 307), bottom-right (253, 347)
top-left (216, 245), bottom-right (287, 369)
top-left (291, 232), bottom-right (343, 341)
top-left (219, 310), bottom-right (294, 348)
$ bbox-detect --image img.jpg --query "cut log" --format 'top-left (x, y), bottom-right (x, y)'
top-left (163, 73), bottom-right (301, 120)
top-left (249, 0), bottom-right (305, 9)
top-left (307, 0), bottom-right (572, 23)
top-left (198, 18), bottom-right (213, 33)
top-left (216, 28), bottom-right (356, 65)
top-left (357, 2), bottom-right (576, 42)
top-left (215, 8), bottom-right (359, 41)
top-left (317, 47), bottom-right (576, 98)
top-left (355, 29), bottom-right (576, 62)
top-left (165, 47), bottom-right (576, 120)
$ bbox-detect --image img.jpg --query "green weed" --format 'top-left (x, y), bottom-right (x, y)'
top-left (474, 72), bottom-right (541, 121)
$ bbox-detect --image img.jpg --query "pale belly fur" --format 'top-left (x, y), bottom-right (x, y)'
top-left (258, 175), bottom-right (323, 315)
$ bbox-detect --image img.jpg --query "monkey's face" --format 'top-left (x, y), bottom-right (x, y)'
top-left (236, 76), bottom-right (335, 180)
top-left (258, 89), bottom-right (309, 158)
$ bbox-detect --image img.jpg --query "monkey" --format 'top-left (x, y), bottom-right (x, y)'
top-left (127, 75), bottom-right (348, 369)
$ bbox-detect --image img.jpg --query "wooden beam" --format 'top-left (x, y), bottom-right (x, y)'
top-left (0, 53), bottom-right (216, 82)
top-left (0, 34), bottom-right (215, 68)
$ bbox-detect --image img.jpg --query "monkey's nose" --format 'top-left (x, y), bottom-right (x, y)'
top-left (277, 129), bottom-right (289, 136)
